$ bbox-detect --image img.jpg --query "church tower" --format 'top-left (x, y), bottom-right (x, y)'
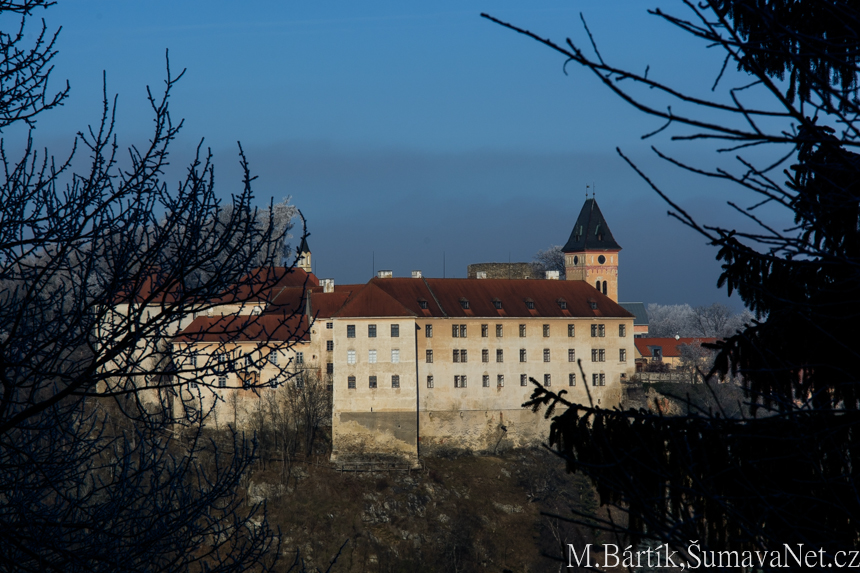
top-left (563, 198), bottom-right (622, 302)
top-left (296, 235), bottom-right (312, 273)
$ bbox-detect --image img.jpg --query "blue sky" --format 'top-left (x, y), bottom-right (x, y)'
top-left (12, 1), bottom-right (796, 308)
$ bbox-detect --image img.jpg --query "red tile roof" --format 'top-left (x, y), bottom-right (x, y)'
top-left (211, 266), bottom-right (318, 304)
top-left (333, 277), bottom-right (632, 319)
top-left (634, 337), bottom-right (718, 358)
top-left (174, 313), bottom-right (310, 344)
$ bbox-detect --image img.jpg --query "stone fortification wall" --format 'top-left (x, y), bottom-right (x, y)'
top-left (467, 263), bottom-right (535, 280)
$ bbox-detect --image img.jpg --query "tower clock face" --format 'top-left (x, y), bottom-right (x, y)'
top-left (598, 255), bottom-right (606, 264)
top-left (573, 256), bottom-right (579, 265)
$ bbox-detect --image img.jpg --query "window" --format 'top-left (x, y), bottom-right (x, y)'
top-left (426, 349), bottom-right (433, 363)
top-left (497, 374), bottom-right (505, 387)
top-left (391, 349), bottom-right (400, 363)
top-left (568, 349), bottom-right (576, 362)
top-left (481, 324), bottom-right (488, 337)
top-left (493, 299), bottom-right (502, 309)
top-left (591, 324), bottom-right (605, 337)
top-left (369, 376), bottom-right (377, 389)
top-left (427, 375), bottom-right (434, 388)
top-left (391, 324), bottom-right (400, 337)
top-left (526, 300), bottom-right (535, 310)
top-left (460, 299), bottom-right (469, 309)
top-left (368, 324), bottom-right (377, 338)
top-left (419, 299), bottom-right (428, 309)
top-left (348, 375), bottom-right (356, 389)
top-left (482, 349), bottom-right (489, 363)
top-left (296, 352), bottom-right (304, 364)
top-left (569, 373), bottom-right (576, 386)
top-left (218, 375), bottom-right (227, 388)
top-left (520, 374), bottom-right (527, 386)
top-left (543, 324), bottom-right (550, 337)
top-left (592, 349), bottom-right (598, 362)
top-left (296, 375), bottom-right (305, 389)
top-left (520, 349), bottom-right (527, 363)
top-left (461, 349), bottom-right (467, 363)
top-left (589, 301), bottom-right (598, 310)
top-left (326, 340), bottom-right (334, 351)
top-left (452, 324), bottom-right (459, 338)
top-left (368, 350), bottom-right (377, 364)
top-left (189, 355), bottom-right (197, 368)
top-left (496, 349), bottom-right (504, 363)
top-left (326, 362), bottom-right (334, 374)
top-left (620, 348), bottom-right (627, 362)
top-left (600, 349), bottom-right (606, 362)
top-left (426, 324), bottom-right (433, 338)
top-left (459, 324), bottom-right (467, 337)
top-left (245, 355), bottom-right (253, 368)
top-left (326, 322), bottom-right (333, 329)
top-left (568, 324), bottom-right (575, 337)
top-left (483, 374), bottom-right (490, 387)
top-left (591, 349), bottom-right (606, 362)
top-left (347, 325), bottom-right (356, 338)
top-left (189, 381), bottom-right (198, 389)
top-left (543, 348), bottom-right (551, 362)
top-left (269, 351), bottom-right (278, 366)
top-left (544, 373), bottom-right (551, 387)
top-left (592, 373), bottom-right (606, 386)
top-left (453, 349), bottom-right (460, 363)
top-left (619, 324), bottom-right (627, 337)
top-left (496, 324), bottom-right (503, 337)
top-left (519, 324), bottom-right (526, 337)
top-left (558, 299), bottom-right (567, 310)
top-left (392, 375), bottom-right (400, 388)
top-left (455, 375), bottom-right (467, 388)
top-left (347, 350), bottom-right (356, 364)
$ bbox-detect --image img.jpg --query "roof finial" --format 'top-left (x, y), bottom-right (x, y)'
top-left (585, 184), bottom-right (590, 199)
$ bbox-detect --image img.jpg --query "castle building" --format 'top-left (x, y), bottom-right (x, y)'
top-left (165, 197), bottom-right (637, 460)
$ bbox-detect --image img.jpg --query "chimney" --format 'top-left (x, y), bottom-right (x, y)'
top-left (377, 270), bottom-right (393, 279)
top-left (321, 278), bottom-right (335, 293)
top-left (411, 270), bottom-right (423, 278)
top-left (476, 271), bottom-right (487, 279)
top-left (545, 270), bottom-right (560, 280)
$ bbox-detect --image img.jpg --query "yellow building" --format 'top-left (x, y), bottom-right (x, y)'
top-left (329, 276), bottom-right (635, 460)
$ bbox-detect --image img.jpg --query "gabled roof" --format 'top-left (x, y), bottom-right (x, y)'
top-left (332, 277), bottom-right (632, 319)
top-left (634, 337), bottom-right (717, 358)
top-left (211, 266), bottom-right (319, 304)
top-left (619, 302), bottom-right (649, 326)
top-left (562, 198), bottom-right (622, 252)
top-left (333, 280), bottom-right (421, 318)
top-left (174, 313), bottom-right (310, 344)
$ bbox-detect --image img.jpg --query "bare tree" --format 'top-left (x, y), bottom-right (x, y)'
top-left (0, 2), bottom-right (314, 570)
top-left (531, 244), bottom-right (566, 279)
top-left (488, 0), bottom-right (860, 565)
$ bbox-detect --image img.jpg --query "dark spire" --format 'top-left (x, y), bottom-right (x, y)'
top-left (562, 198), bottom-right (622, 252)
top-left (298, 235), bottom-right (310, 254)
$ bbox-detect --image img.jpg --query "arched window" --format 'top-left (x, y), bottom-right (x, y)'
top-left (602, 282), bottom-right (607, 295)
top-left (596, 280), bottom-right (601, 291)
